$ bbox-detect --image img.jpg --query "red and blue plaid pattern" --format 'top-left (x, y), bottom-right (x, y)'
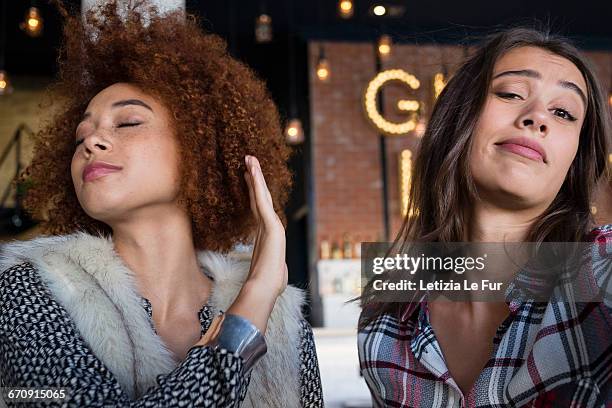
top-left (358, 225), bottom-right (611, 408)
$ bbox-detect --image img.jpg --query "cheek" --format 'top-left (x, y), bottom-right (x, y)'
top-left (470, 99), bottom-right (510, 152)
top-left (550, 127), bottom-right (581, 173)
top-left (70, 154), bottom-right (82, 189)
top-left (137, 137), bottom-right (181, 188)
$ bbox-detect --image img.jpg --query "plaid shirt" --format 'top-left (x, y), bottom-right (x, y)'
top-left (358, 225), bottom-right (611, 408)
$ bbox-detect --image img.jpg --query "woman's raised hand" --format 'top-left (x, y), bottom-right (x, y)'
top-left (225, 155), bottom-right (288, 334)
top-left (243, 155), bottom-right (288, 296)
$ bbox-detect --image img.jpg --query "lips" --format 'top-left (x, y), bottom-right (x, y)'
top-left (82, 161), bottom-right (122, 182)
top-left (494, 137), bottom-right (547, 163)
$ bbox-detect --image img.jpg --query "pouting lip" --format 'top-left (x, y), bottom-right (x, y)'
top-left (494, 137), bottom-right (547, 163)
top-left (82, 161), bottom-right (122, 181)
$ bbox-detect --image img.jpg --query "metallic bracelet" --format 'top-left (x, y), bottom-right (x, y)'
top-left (207, 313), bottom-right (267, 372)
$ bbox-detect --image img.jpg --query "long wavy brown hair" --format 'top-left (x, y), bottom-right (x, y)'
top-left (359, 27), bottom-right (611, 327)
top-left (20, 0), bottom-right (291, 252)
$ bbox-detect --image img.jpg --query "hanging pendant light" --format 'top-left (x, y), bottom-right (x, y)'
top-left (255, 11), bottom-right (272, 43)
top-left (285, 118), bottom-right (304, 145)
top-left (338, 0), bottom-right (354, 18)
top-left (377, 34), bottom-right (391, 59)
top-left (0, 1), bottom-right (10, 95)
top-left (20, 6), bottom-right (44, 38)
top-left (285, 0), bottom-right (303, 145)
top-left (316, 45), bottom-right (330, 82)
top-left (0, 70), bottom-right (13, 95)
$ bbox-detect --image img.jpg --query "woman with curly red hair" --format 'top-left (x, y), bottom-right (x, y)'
top-left (0, 1), bottom-right (323, 407)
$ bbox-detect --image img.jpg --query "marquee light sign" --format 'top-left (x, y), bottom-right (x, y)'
top-left (363, 69), bottom-right (421, 136)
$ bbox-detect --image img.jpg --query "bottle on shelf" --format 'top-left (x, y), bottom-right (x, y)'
top-left (342, 233), bottom-right (352, 259)
top-left (320, 237), bottom-right (331, 260)
top-left (331, 239), bottom-right (343, 259)
top-left (353, 234), bottom-right (361, 259)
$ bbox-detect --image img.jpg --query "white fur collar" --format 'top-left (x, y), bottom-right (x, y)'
top-left (0, 232), bottom-right (304, 407)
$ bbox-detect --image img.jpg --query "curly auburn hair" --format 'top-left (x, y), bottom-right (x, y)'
top-left (21, 0), bottom-right (292, 252)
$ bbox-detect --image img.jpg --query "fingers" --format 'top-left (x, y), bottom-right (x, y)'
top-left (245, 155), bottom-right (278, 226)
top-left (244, 170), bottom-right (258, 221)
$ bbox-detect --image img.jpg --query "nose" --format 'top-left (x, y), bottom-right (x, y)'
top-left (82, 131), bottom-right (112, 156)
top-left (516, 103), bottom-right (548, 135)
top-left (521, 118), bottom-right (547, 133)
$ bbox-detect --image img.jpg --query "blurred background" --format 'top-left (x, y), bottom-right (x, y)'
top-left (1, 0), bottom-right (611, 406)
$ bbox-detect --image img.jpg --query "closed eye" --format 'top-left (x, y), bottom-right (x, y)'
top-left (75, 123), bottom-right (141, 147)
top-left (117, 122), bottom-right (141, 128)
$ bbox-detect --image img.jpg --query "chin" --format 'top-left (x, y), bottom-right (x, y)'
top-left (475, 172), bottom-right (548, 208)
top-left (78, 192), bottom-right (126, 218)
top-left (489, 184), bottom-right (547, 210)
top-left (81, 204), bottom-right (121, 222)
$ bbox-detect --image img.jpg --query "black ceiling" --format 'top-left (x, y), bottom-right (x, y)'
top-left (2, 0), bottom-right (612, 78)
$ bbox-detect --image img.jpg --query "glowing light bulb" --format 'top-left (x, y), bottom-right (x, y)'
top-left (373, 5), bottom-right (386, 16)
top-left (339, 0), bottom-right (354, 18)
top-left (284, 119), bottom-right (304, 144)
top-left (0, 71), bottom-right (14, 95)
top-left (377, 35), bottom-right (392, 58)
top-left (316, 59), bottom-right (330, 81)
top-left (21, 7), bottom-right (43, 37)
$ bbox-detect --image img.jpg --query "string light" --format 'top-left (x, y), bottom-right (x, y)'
top-left (397, 100), bottom-right (420, 112)
top-left (433, 72), bottom-right (446, 99)
top-left (255, 13), bottom-right (272, 43)
top-left (377, 34), bottom-right (392, 59)
top-left (20, 7), bottom-right (43, 38)
top-left (0, 70), bottom-right (13, 95)
top-left (285, 119), bottom-right (304, 145)
top-left (338, 0), bottom-right (354, 18)
top-left (363, 69), bottom-right (420, 135)
top-left (399, 149), bottom-right (414, 217)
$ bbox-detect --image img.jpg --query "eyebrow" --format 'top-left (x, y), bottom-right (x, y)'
top-left (81, 99), bottom-right (154, 121)
top-left (492, 69), bottom-right (587, 107)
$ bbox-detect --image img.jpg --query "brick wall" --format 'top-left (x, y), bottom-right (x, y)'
top-left (309, 41), bottom-right (612, 254)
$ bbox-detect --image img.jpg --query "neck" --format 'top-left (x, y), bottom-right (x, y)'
top-left (110, 205), bottom-right (211, 320)
top-left (468, 200), bottom-right (545, 242)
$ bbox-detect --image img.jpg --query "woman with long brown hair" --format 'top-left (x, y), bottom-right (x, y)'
top-left (358, 28), bottom-right (610, 407)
